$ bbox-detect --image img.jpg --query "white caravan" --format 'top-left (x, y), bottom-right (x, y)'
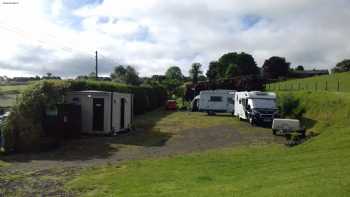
top-left (197, 90), bottom-right (236, 115)
top-left (234, 91), bottom-right (278, 125)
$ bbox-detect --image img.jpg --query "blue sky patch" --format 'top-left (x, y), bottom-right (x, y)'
top-left (241, 15), bottom-right (262, 30)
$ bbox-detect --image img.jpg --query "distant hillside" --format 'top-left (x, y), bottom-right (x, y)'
top-left (266, 72), bottom-right (350, 92)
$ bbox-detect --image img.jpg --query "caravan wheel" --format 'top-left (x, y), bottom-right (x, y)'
top-left (249, 117), bottom-right (255, 126)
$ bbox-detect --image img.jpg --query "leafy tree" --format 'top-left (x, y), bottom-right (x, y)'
top-left (165, 66), bottom-right (184, 81)
top-left (76, 73), bottom-right (97, 80)
top-left (189, 63), bottom-right (203, 84)
top-left (124, 66), bottom-right (141, 85)
top-left (206, 61), bottom-right (221, 82)
top-left (333, 59), bottom-right (350, 73)
top-left (198, 75), bottom-right (207, 82)
top-left (111, 65), bottom-right (127, 83)
top-left (162, 78), bottom-right (182, 97)
top-left (111, 65), bottom-right (141, 85)
top-left (262, 56), bottom-right (290, 79)
top-left (225, 64), bottom-right (239, 78)
top-left (218, 52), bottom-right (259, 77)
top-left (296, 65), bottom-right (304, 71)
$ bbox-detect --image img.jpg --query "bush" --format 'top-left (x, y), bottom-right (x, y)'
top-left (278, 93), bottom-right (306, 119)
top-left (1, 80), bottom-right (166, 153)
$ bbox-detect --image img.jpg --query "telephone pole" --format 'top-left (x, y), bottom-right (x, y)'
top-left (95, 51), bottom-right (98, 79)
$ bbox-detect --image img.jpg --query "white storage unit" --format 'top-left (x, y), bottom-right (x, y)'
top-left (64, 90), bottom-right (133, 134)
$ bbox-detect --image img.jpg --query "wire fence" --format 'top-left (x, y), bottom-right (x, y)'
top-left (266, 79), bottom-right (345, 92)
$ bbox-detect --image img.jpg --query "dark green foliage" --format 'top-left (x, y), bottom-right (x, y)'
top-left (296, 65), bottom-right (304, 71)
top-left (262, 56), bottom-right (290, 79)
top-left (2, 80), bottom-right (166, 153)
top-left (189, 63), bottom-right (203, 84)
top-left (206, 61), bottom-right (221, 82)
top-left (165, 66), bottom-right (184, 81)
top-left (333, 59), bottom-right (350, 73)
top-left (278, 93), bottom-right (306, 119)
top-left (218, 52), bottom-right (259, 77)
top-left (225, 64), bottom-right (239, 78)
top-left (111, 65), bottom-right (141, 85)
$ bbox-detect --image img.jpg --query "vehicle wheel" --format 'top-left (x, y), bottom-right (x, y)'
top-left (272, 130), bottom-right (277, 135)
top-left (249, 117), bottom-right (255, 126)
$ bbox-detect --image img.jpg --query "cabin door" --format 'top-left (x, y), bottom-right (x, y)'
top-left (93, 98), bottom-right (104, 131)
top-left (120, 98), bottom-right (125, 129)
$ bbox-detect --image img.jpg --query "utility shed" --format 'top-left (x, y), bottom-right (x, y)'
top-left (64, 90), bottom-right (133, 134)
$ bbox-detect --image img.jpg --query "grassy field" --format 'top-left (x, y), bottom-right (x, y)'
top-left (0, 84), bottom-right (29, 94)
top-left (65, 91), bottom-right (350, 196)
top-left (0, 84), bottom-right (28, 108)
top-left (266, 72), bottom-right (350, 92)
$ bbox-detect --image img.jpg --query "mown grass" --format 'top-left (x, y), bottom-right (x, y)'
top-left (266, 72), bottom-right (350, 92)
top-left (134, 109), bottom-right (269, 134)
top-left (65, 90), bottom-right (350, 196)
top-left (0, 160), bottom-right (9, 168)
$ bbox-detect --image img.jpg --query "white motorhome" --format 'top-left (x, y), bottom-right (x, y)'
top-left (65, 91), bottom-right (133, 134)
top-left (197, 90), bottom-right (236, 115)
top-left (234, 91), bottom-right (278, 125)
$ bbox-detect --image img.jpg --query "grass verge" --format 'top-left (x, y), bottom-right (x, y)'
top-left (65, 91), bottom-right (350, 196)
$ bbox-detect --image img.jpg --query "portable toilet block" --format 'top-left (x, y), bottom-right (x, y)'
top-left (64, 91), bottom-right (133, 134)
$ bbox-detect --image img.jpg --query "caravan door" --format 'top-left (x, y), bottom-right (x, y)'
top-left (227, 96), bottom-right (234, 113)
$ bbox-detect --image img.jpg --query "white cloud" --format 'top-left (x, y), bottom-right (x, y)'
top-left (0, 0), bottom-right (350, 77)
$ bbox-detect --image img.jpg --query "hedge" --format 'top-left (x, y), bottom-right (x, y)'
top-left (1, 80), bottom-right (166, 153)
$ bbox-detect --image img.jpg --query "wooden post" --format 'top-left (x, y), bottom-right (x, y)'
top-left (315, 82), bottom-right (317, 91)
top-left (337, 80), bottom-right (340, 91)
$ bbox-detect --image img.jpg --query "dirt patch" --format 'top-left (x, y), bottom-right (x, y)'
top-left (0, 124), bottom-right (285, 195)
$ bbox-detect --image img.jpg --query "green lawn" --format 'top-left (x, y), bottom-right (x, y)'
top-left (134, 109), bottom-right (268, 134)
top-left (266, 72), bottom-right (350, 92)
top-left (65, 91), bottom-right (350, 196)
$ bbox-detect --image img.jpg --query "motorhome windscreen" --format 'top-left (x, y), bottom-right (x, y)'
top-left (249, 99), bottom-right (276, 109)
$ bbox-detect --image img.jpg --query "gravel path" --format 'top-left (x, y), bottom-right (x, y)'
top-left (0, 124), bottom-right (285, 196)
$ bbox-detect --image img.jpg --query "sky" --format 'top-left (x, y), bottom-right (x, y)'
top-left (0, 0), bottom-right (350, 78)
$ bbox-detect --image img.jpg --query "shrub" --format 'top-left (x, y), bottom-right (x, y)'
top-left (278, 93), bottom-right (306, 119)
top-left (1, 80), bottom-right (166, 153)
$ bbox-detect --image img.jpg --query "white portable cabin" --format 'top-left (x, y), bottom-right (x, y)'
top-left (198, 89), bottom-right (236, 114)
top-left (234, 91), bottom-right (277, 123)
top-left (64, 91), bottom-right (133, 134)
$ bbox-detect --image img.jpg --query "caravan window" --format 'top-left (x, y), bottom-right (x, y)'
top-left (210, 96), bottom-right (222, 102)
top-left (227, 97), bottom-right (234, 104)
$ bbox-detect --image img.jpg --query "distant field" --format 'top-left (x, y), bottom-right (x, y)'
top-left (0, 94), bottom-right (18, 108)
top-left (0, 84), bottom-right (28, 94)
top-left (0, 84), bottom-right (28, 108)
top-left (266, 72), bottom-right (350, 92)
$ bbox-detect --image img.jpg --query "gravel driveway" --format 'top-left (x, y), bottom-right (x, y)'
top-left (0, 118), bottom-right (285, 196)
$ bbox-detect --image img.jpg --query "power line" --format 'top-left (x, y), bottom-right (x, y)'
top-left (0, 21), bottom-right (122, 77)
top-left (0, 21), bottom-right (93, 56)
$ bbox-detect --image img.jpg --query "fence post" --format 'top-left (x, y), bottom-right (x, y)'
top-left (337, 80), bottom-right (340, 92)
top-left (315, 82), bottom-right (317, 91)
top-left (325, 80), bottom-right (328, 91)
top-left (298, 82), bottom-right (300, 90)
